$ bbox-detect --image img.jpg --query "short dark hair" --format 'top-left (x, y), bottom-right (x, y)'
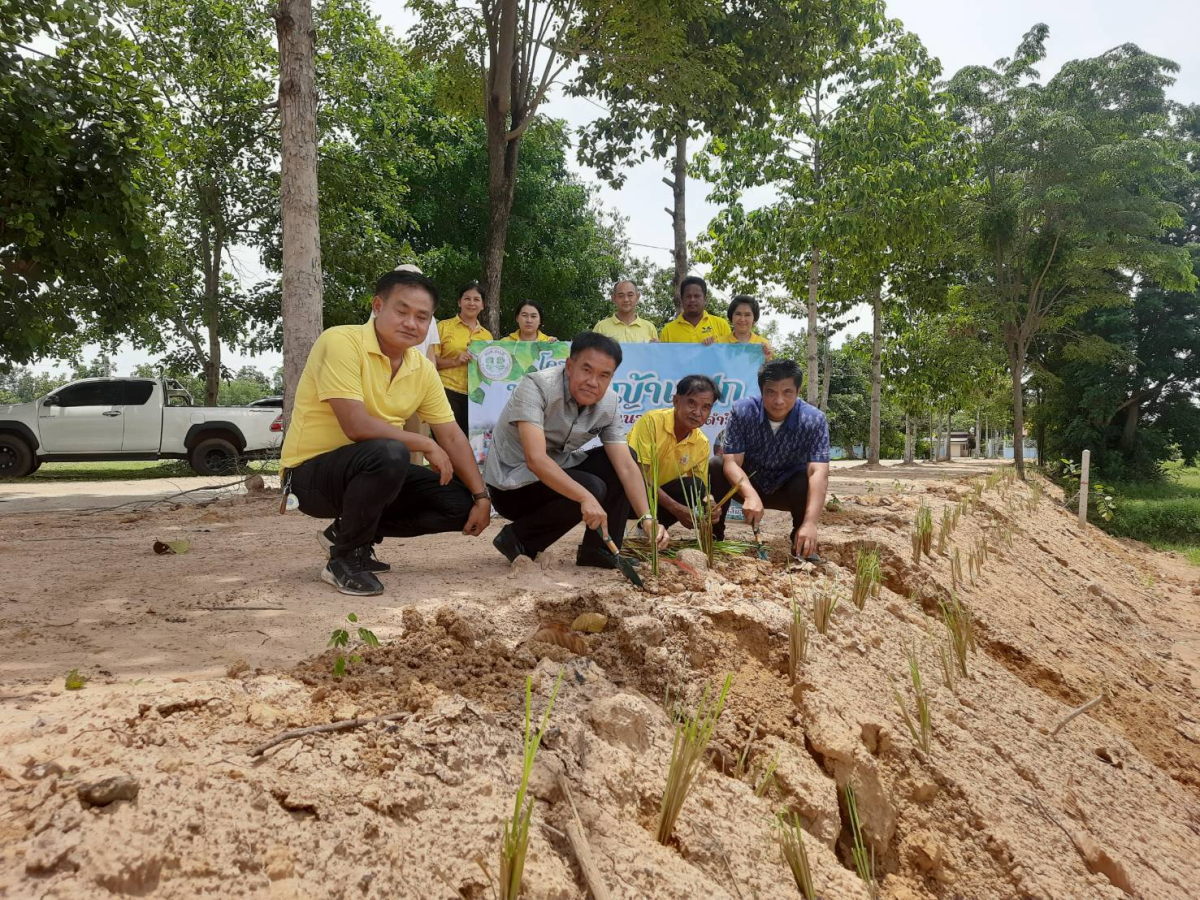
top-left (676, 374), bottom-right (722, 402)
top-left (758, 357), bottom-right (803, 390)
top-left (375, 270), bottom-right (439, 308)
top-left (457, 281), bottom-right (485, 301)
top-left (570, 331), bottom-right (622, 369)
top-left (515, 300), bottom-right (544, 323)
top-left (727, 294), bottom-right (759, 323)
top-left (679, 275), bottom-right (708, 298)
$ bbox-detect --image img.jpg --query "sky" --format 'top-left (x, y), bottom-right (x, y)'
top-left (41, 0), bottom-right (1200, 380)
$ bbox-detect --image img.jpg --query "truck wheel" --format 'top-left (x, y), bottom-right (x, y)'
top-left (189, 437), bottom-right (239, 475)
top-left (0, 435), bottom-right (35, 478)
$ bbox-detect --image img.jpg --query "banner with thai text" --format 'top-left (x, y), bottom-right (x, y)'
top-left (466, 340), bottom-right (765, 465)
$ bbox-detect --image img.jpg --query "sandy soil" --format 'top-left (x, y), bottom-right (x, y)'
top-left (1, 460), bottom-right (1198, 899)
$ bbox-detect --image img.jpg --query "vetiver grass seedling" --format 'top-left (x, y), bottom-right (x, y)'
top-left (754, 752), bottom-right (780, 798)
top-left (938, 634), bottom-right (960, 692)
top-left (789, 595), bottom-right (808, 683)
top-left (851, 546), bottom-right (881, 610)
top-left (910, 526), bottom-right (922, 564)
top-left (811, 582), bottom-right (840, 635)
top-left (937, 507), bottom-right (953, 554)
top-left (951, 547), bottom-right (963, 590)
top-left (657, 674), bottom-right (733, 844)
top-left (328, 612), bottom-right (380, 678)
top-left (678, 475), bottom-right (743, 567)
top-left (638, 442), bottom-right (662, 577)
top-left (500, 671), bottom-right (563, 900)
top-left (892, 642), bottom-right (932, 753)
top-left (915, 504), bottom-right (933, 557)
top-left (776, 810), bottom-right (816, 899)
top-left (845, 784), bottom-right (876, 897)
top-left (939, 593), bottom-right (976, 678)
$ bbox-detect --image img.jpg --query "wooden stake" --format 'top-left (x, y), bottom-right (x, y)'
top-left (1050, 691), bottom-right (1107, 737)
top-left (558, 776), bottom-right (611, 900)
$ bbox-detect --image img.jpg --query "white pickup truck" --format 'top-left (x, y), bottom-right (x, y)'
top-left (0, 377), bottom-right (283, 477)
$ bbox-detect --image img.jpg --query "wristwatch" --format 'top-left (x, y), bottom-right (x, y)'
top-left (472, 490), bottom-right (490, 502)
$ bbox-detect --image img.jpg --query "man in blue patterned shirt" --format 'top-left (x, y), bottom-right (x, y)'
top-left (710, 358), bottom-right (831, 559)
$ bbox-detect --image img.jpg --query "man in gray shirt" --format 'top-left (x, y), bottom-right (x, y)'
top-left (485, 332), bottom-right (668, 568)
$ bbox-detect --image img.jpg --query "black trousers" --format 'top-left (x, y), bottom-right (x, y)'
top-left (290, 438), bottom-right (473, 557)
top-left (489, 446), bottom-right (630, 556)
top-left (708, 459), bottom-right (810, 542)
top-left (446, 390), bottom-right (469, 435)
top-left (630, 476), bottom-right (706, 528)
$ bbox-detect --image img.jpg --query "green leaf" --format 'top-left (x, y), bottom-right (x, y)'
top-left (358, 627), bottom-right (379, 647)
top-left (64, 668), bottom-right (88, 690)
top-left (347, 612), bottom-right (358, 623)
top-left (332, 656), bottom-right (346, 678)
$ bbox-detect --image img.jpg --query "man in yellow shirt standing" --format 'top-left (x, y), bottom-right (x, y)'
top-left (627, 374), bottom-right (721, 530)
top-left (593, 279), bottom-right (658, 342)
top-left (281, 270), bottom-right (492, 596)
top-left (659, 276), bottom-right (733, 344)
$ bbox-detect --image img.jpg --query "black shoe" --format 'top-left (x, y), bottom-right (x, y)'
top-left (576, 546), bottom-right (619, 570)
top-left (319, 523), bottom-right (390, 573)
top-left (321, 548), bottom-right (385, 596)
top-left (493, 524), bottom-right (533, 563)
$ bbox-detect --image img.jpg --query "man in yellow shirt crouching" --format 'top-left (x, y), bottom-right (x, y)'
top-left (281, 269), bottom-right (492, 596)
top-left (627, 374), bottom-right (722, 531)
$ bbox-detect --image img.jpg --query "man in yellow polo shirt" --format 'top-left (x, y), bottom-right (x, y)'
top-left (627, 374), bottom-right (722, 530)
top-left (593, 279), bottom-right (658, 342)
top-left (660, 276), bottom-right (733, 344)
top-left (282, 270), bottom-right (492, 596)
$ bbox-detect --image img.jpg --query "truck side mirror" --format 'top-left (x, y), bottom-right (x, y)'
top-left (42, 396), bottom-right (58, 407)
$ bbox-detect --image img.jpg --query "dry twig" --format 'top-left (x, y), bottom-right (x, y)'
top-left (1049, 691), bottom-right (1108, 737)
top-left (558, 775), bottom-right (611, 900)
top-left (249, 710), bottom-right (411, 757)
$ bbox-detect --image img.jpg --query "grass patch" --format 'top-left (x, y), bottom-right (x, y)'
top-left (1105, 464), bottom-right (1200, 564)
top-left (776, 810), bottom-right (816, 899)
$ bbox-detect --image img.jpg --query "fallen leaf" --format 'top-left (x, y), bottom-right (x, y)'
top-left (153, 540), bottom-right (191, 555)
top-left (570, 613), bottom-right (608, 633)
top-left (527, 623), bottom-right (587, 655)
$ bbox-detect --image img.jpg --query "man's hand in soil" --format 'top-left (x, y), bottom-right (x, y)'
top-left (426, 443), bottom-right (454, 486)
top-left (793, 521), bottom-right (819, 559)
top-left (580, 494), bottom-right (607, 532)
top-left (462, 499), bottom-right (490, 536)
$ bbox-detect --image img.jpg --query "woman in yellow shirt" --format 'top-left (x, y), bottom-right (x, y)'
top-left (501, 300), bottom-right (556, 342)
top-left (725, 295), bottom-right (773, 359)
top-left (437, 282), bottom-right (493, 434)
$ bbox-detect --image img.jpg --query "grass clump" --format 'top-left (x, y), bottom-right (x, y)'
top-left (939, 593), bottom-right (976, 678)
top-left (912, 503), bottom-right (933, 561)
top-left (892, 642), bottom-right (932, 753)
top-left (851, 546), bottom-right (882, 610)
top-left (937, 507), bottom-right (953, 554)
top-left (500, 671), bottom-right (563, 900)
top-left (845, 784), bottom-right (877, 897)
top-left (811, 582), bottom-right (840, 635)
top-left (657, 674), bottom-right (733, 844)
top-left (789, 595), bottom-right (808, 683)
top-left (950, 547), bottom-right (963, 591)
top-left (678, 477), bottom-right (743, 567)
top-left (776, 810), bottom-right (816, 900)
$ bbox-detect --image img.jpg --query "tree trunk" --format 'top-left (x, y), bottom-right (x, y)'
top-left (1119, 401), bottom-right (1140, 452)
top-left (929, 410), bottom-right (935, 462)
top-left (276, 0), bottom-right (324, 426)
top-left (867, 283), bottom-right (882, 466)
top-left (204, 302), bottom-right (220, 407)
top-left (667, 130), bottom-right (688, 303)
top-left (482, 115), bottom-right (520, 335)
top-left (944, 409), bottom-right (951, 460)
top-left (903, 414), bottom-right (912, 463)
top-left (975, 408), bottom-right (981, 459)
top-left (818, 325), bottom-right (832, 412)
top-left (1008, 341), bottom-right (1026, 480)
top-left (805, 246), bottom-right (820, 404)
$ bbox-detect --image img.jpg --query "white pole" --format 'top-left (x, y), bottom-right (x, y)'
top-left (1078, 449), bottom-right (1090, 526)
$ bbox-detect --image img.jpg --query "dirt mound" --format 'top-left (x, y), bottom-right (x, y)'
top-left (2, 465), bottom-right (1199, 898)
